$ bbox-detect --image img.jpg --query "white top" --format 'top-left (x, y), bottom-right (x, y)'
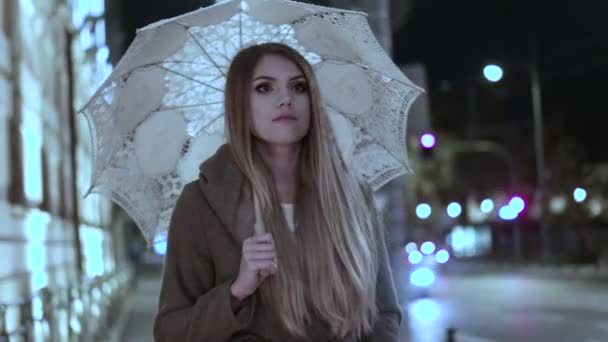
top-left (280, 203), bottom-right (296, 232)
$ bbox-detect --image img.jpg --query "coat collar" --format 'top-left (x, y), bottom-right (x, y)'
top-left (198, 144), bottom-right (255, 245)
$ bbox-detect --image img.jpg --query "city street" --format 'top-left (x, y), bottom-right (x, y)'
top-left (393, 263), bottom-right (608, 342)
top-left (120, 261), bottom-right (608, 342)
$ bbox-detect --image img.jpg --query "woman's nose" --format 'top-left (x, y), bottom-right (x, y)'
top-left (278, 90), bottom-right (292, 107)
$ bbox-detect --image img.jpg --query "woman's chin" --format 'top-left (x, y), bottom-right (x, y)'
top-left (255, 134), bottom-right (307, 146)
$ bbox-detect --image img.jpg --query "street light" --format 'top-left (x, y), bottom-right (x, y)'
top-left (483, 64), bottom-right (504, 82)
top-left (481, 40), bottom-right (548, 257)
top-left (573, 188), bottom-right (587, 203)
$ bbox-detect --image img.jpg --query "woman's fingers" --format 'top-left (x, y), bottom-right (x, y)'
top-left (243, 243), bottom-right (274, 253)
top-left (244, 234), bottom-right (273, 246)
top-left (245, 251), bottom-right (276, 261)
top-left (243, 234), bottom-right (278, 275)
top-left (249, 260), bottom-right (277, 271)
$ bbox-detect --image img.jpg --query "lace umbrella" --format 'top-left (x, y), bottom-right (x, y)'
top-left (80, 0), bottom-right (424, 245)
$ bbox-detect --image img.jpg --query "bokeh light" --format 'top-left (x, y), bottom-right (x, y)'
top-left (421, 241), bottom-right (436, 255)
top-left (416, 203), bottom-right (432, 219)
top-left (480, 199), bottom-right (494, 213)
top-left (499, 205), bottom-right (518, 220)
top-left (509, 196), bottom-right (526, 213)
top-left (573, 188), bottom-right (587, 203)
top-left (408, 250), bottom-right (423, 264)
top-left (410, 267), bottom-right (436, 287)
top-left (435, 249), bottom-right (450, 264)
top-left (153, 232), bottom-right (168, 256)
top-left (483, 64), bottom-right (504, 82)
top-left (420, 133), bottom-right (436, 149)
top-left (405, 242), bottom-right (418, 254)
top-left (447, 202), bottom-right (462, 218)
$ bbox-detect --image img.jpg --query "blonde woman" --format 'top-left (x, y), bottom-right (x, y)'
top-left (154, 43), bottom-right (401, 341)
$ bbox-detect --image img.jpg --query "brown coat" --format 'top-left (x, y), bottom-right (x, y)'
top-left (154, 144), bottom-right (402, 342)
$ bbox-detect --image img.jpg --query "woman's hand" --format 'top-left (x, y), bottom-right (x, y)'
top-left (230, 233), bottom-right (278, 301)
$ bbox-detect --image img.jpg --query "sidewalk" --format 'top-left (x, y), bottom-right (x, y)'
top-left (108, 265), bottom-right (163, 342)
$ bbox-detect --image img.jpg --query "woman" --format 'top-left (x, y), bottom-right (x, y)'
top-left (154, 43), bottom-right (401, 341)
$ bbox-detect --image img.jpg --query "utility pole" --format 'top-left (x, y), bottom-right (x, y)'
top-left (529, 38), bottom-right (548, 259)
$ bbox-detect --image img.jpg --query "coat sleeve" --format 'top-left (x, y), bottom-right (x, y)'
top-left (363, 194), bottom-right (403, 342)
top-left (154, 183), bottom-right (256, 342)
top-left (364, 234), bottom-right (403, 342)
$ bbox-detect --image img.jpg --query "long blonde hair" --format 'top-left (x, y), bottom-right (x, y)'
top-left (224, 43), bottom-right (382, 339)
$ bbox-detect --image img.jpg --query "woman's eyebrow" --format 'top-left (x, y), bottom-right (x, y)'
top-left (252, 75), bottom-right (305, 81)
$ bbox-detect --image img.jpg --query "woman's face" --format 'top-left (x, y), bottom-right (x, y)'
top-left (249, 54), bottom-right (311, 145)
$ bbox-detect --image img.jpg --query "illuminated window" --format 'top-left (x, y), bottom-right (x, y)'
top-left (21, 107), bottom-right (43, 203)
top-left (80, 225), bottom-right (105, 277)
top-left (19, 0), bottom-right (35, 17)
top-left (95, 20), bottom-right (106, 46)
top-left (73, 0), bottom-right (105, 28)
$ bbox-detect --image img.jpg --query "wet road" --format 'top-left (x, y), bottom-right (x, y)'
top-left (394, 263), bottom-right (608, 342)
top-left (122, 262), bottom-right (608, 342)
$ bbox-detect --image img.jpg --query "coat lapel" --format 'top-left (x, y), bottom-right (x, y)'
top-left (198, 144), bottom-right (255, 245)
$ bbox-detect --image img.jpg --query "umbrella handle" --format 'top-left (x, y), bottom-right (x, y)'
top-left (253, 191), bottom-right (266, 236)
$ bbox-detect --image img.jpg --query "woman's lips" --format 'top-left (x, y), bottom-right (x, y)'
top-left (272, 114), bottom-right (297, 122)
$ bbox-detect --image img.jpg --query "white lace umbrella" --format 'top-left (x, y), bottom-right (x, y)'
top-left (80, 0), bottom-right (424, 245)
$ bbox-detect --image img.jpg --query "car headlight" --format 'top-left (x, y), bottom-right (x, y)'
top-left (408, 250), bottom-right (423, 264)
top-left (410, 267), bottom-right (435, 287)
top-left (435, 249), bottom-right (450, 264)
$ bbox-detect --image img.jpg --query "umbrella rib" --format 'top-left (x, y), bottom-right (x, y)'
top-left (158, 65), bottom-right (225, 93)
top-left (160, 101), bottom-right (224, 111)
top-left (321, 57), bottom-right (425, 92)
top-left (238, 12), bottom-right (244, 49)
top-left (324, 103), bottom-right (406, 167)
top-left (174, 22), bottom-right (232, 64)
top-left (160, 63), bottom-right (225, 84)
top-left (200, 113), bottom-right (225, 132)
top-left (278, 25), bottom-right (294, 44)
top-left (163, 60), bottom-right (228, 68)
top-left (164, 73), bottom-right (224, 100)
top-left (196, 33), bottom-right (232, 64)
top-left (185, 30), bottom-right (227, 78)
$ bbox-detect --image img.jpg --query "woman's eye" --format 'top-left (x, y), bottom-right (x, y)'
top-left (293, 82), bottom-right (308, 93)
top-left (255, 83), bottom-right (272, 93)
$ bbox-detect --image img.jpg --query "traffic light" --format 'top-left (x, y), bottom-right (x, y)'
top-left (420, 133), bottom-right (436, 158)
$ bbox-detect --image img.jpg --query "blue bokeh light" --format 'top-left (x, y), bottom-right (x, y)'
top-left (480, 199), bottom-right (494, 213)
top-left (405, 242), bottom-right (418, 254)
top-left (153, 232), bottom-right (168, 256)
top-left (435, 249), bottom-right (450, 264)
top-left (483, 64), bottom-right (504, 82)
top-left (420, 241), bottom-right (436, 255)
top-left (410, 267), bottom-right (436, 287)
top-left (420, 133), bottom-right (437, 149)
top-left (573, 188), bottom-right (587, 203)
top-left (416, 203), bottom-right (432, 219)
top-left (447, 202), bottom-right (462, 218)
top-left (509, 196), bottom-right (526, 213)
top-left (499, 205), bottom-right (518, 220)
top-left (408, 250), bottom-right (423, 264)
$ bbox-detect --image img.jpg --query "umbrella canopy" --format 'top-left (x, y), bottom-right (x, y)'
top-left (81, 0), bottom-right (424, 244)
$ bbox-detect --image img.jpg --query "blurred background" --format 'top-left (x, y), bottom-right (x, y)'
top-left (0, 0), bottom-right (607, 341)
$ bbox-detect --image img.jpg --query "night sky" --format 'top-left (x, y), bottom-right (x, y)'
top-left (115, 0), bottom-right (608, 161)
top-left (393, 0), bottom-right (608, 160)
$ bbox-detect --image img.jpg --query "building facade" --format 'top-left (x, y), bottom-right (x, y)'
top-left (0, 0), bottom-right (131, 339)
